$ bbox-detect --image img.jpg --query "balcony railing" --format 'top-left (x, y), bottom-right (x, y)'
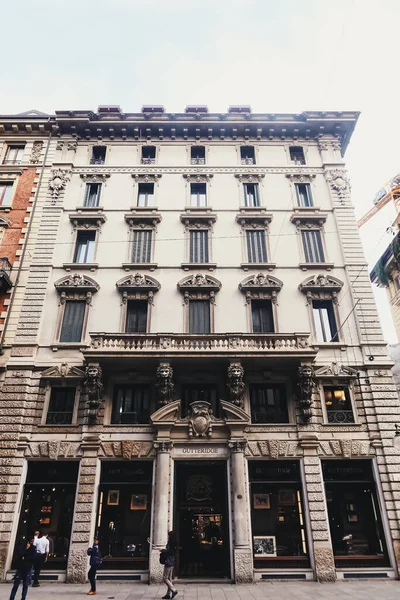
top-left (240, 158), bottom-right (255, 165)
top-left (141, 158), bottom-right (156, 165)
top-left (327, 410), bottom-right (355, 424)
top-left (86, 332), bottom-right (314, 355)
top-left (190, 158), bottom-right (205, 165)
top-left (90, 157), bottom-right (105, 165)
top-left (0, 257), bottom-right (12, 292)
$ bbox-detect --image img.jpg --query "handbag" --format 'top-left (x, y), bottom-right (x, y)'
top-left (159, 549), bottom-right (167, 565)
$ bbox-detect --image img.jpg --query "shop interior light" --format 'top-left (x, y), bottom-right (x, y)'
top-left (333, 390), bottom-right (346, 402)
top-left (393, 424), bottom-right (400, 450)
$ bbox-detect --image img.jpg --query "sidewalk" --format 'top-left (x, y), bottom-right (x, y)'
top-left (0, 581), bottom-right (399, 600)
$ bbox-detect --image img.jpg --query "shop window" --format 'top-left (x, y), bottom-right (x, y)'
top-left (312, 300), bottom-right (338, 342)
top-left (240, 146), bottom-right (255, 165)
top-left (243, 183), bottom-right (260, 207)
top-left (73, 230), bottom-right (96, 263)
top-left (251, 299), bottom-right (274, 333)
top-left (12, 461), bottom-right (78, 570)
top-left (191, 146), bottom-right (206, 165)
top-left (84, 183), bottom-right (102, 207)
top-left (96, 461), bottom-right (153, 570)
top-left (324, 386), bottom-right (355, 424)
top-left (189, 299), bottom-right (210, 334)
top-left (59, 300), bottom-right (86, 343)
top-left (111, 385), bottom-right (150, 424)
top-left (190, 183), bottom-right (207, 207)
top-left (249, 461), bottom-right (309, 568)
top-left (46, 387), bottom-right (76, 425)
top-left (90, 146), bottom-right (106, 165)
top-left (246, 230), bottom-right (268, 263)
top-left (141, 146), bottom-right (156, 164)
top-left (295, 183), bottom-right (313, 207)
top-left (322, 460), bottom-right (389, 568)
top-left (250, 385), bottom-right (289, 424)
top-left (181, 384), bottom-right (218, 417)
top-left (137, 183), bottom-right (155, 207)
top-left (125, 300), bottom-right (148, 333)
top-left (4, 144), bottom-right (24, 165)
top-left (0, 182), bottom-right (13, 206)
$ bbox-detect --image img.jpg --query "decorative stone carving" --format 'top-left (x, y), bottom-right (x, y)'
top-left (153, 441), bottom-right (174, 453)
top-left (116, 273), bottom-right (160, 293)
top-left (227, 363), bottom-right (245, 408)
top-left (67, 140), bottom-right (78, 152)
top-left (325, 169), bottom-right (351, 199)
top-left (229, 440), bottom-right (247, 453)
top-left (49, 168), bottom-right (71, 200)
top-left (100, 441), bottom-right (155, 459)
top-left (54, 274), bottom-right (100, 294)
top-left (178, 273), bottom-right (221, 292)
top-left (297, 365), bottom-right (316, 423)
top-left (41, 363), bottom-right (85, 380)
top-left (245, 440), bottom-right (300, 458)
top-left (80, 173), bottom-right (110, 184)
top-left (183, 173), bottom-right (213, 183)
top-left (285, 173), bottom-right (316, 183)
top-left (156, 362), bottom-right (174, 406)
top-left (56, 140), bottom-right (64, 151)
top-left (299, 274), bottom-right (343, 305)
top-left (24, 440), bottom-right (82, 458)
top-left (318, 440), bottom-right (371, 457)
top-left (239, 273), bottom-right (283, 304)
top-left (234, 173), bottom-right (265, 184)
top-left (83, 364), bottom-right (103, 423)
top-left (188, 401), bottom-right (214, 438)
top-left (314, 362), bottom-right (358, 380)
top-left (30, 141), bottom-right (43, 163)
top-left (131, 173), bottom-right (162, 184)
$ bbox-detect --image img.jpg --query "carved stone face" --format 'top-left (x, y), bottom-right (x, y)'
top-left (158, 366), bottom-right (172, 379)
top-left (195, 274), bottom-right (205, 286)
top-left (300, 366), bottom-right (313, 379)
top-left (87, 366), bottom-right (100, 379)
top-left (134, 274), bottom-right (144, 285)
top-left (229, 365), bottom-right (243, 380)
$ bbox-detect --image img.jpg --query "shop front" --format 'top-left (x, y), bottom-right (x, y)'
top-left (322, 459), bottom-right (390, 569)
top-left (95, 460), bottom-right (153, 571)
top-left (12, 461), bottom-right (78, 572)
top-left (248, 460), bottom-right (310, 570)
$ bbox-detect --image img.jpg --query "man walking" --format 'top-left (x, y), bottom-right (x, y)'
top-left (9, 538), bottom-right (36, 600)
top-left (32, 533), bottom-right (49, 587)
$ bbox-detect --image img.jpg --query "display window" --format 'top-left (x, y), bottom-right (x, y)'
top-left (96, 461), bottom-right (153, 570)
top-left (12, 461), bottom-right (78, 570)
top-left (322, 460), bottom-right (390, 568)
top-left (249, 461), bottom-right (309, 569)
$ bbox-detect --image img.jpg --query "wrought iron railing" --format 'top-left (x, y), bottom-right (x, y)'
top-left (89, 158), bottom-right (105, 165)
top-left (141, 158), bottom-right (156, 165)
top-left (190, 158), bottom-right (206, 165)
top-left (46, 411), bottom-right (73, 425)
top-left (327, 410), bottom-right (355, 424)
top-left (240, 158), bottom-right (255, 165)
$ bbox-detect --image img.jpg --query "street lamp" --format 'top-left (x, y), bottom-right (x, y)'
top-left (394, 425), bottom-right (400, 450)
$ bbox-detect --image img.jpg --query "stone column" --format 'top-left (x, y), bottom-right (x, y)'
top-left (149, 442), bottom-right (172, 584)
top-left (229, 441), bottom-right (253, 583)
top-left (66, 438), bottom-right (100, 583)
top-left (300, 437), bottom-right (336, 582)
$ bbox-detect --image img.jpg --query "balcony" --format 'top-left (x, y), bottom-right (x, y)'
top-left (190, 158), bottom-right (206, 165)
top-left (89, 157), bottom-right (105, 165)
top-left (240, 158), bottom-right (255, 165)
top-left (85, 332), bottom-right (315, 359)
top-left (0, 257), bottom-right (12, 292)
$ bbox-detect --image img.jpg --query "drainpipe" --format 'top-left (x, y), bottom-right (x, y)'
top-left (0, 125), bottom-right (53, 353)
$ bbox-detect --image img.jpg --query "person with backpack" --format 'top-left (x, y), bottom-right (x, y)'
top-left (9, 538), bottom-right (37, 600)
top-left (87, 536), bottom-right (102, 596)
top-left (160, 531), bottom-right (178, 599)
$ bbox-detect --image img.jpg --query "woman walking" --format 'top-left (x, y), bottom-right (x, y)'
top-left (161, 531), bottom-right (178, 599)
top-left (87, 537), bottom-right (102, 595)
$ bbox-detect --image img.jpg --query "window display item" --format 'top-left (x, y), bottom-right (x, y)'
top-left (130, 494), bottom-right (147, 510)
top-left (253, 535), bottom-right (276, 557)
top-left (253, 493), bottom-right (270, 509)
top-left (107, 490), bottom-right (120, 506)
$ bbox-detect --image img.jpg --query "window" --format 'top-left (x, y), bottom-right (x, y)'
top-left (190, 183), bottom-right (207, 207)
top-left (244, 183), bottom-right (260, 207)
top-left (190, 230), bottom-right (209, 263)
top-left (3, 145), bottom-right (24, 165)
top-left (59, 300), bottom-right (86, 342)
top-left (90, 146), bottom-right (106, 165)
top-left (189, 300), bottom-right (210, 334)
top-left (289, 146), bottom-right (305, 165)
top-left (0, 183), bottom-right (13, 206)
top-left (182, 384), bottom-right (218, 417)
top-left (141, 146), bottom-right (156, 164)
top-left (250, 385), bottom-right (289, 423)
top-left (74, 230), bottom-right (96, 263)
top-left (312, 300), bottom-right (338, 342)
top-left (324, 386), bottom-right (354, 423)
top-left (84, 183), bottom-right (101, 207)
top-left (246, 230), bottom-right (267, 263)
top-left (295, 183), bottom-right (313, 207)
top-left (126, 300), bottom-right (148, 333)
top-left (112, 385), bottom-right (150, 424)
top-left (132, 229), bottom-right (152, 263)
top-left (251, 300), bottom-right (274, 333)
top-left (240, 146), bottom-right (255, 165)
top-left (46, 387), bottom-right (76, 425)
top-left (301, 230), bottom-right (325, 263)
top-left (191, 146), bottom-right (206, 165)
top-left (137, 183), bottom-right (155, 207)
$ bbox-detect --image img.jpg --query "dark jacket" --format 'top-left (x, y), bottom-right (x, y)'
top-left (165, 541), bottom-right (178, 568)
top-left (87, 544), bottom-right (102, 567)
top-left (15, 544), bottom-right (37, 573)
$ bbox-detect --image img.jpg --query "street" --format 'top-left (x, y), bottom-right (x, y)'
top-left (0, 582), bottom-right (399, 600)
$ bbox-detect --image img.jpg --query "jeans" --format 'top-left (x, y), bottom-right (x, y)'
top-left (9, 571), bottom-right (30, 600)
top-left (33, 553), bottom-right (46, 584)
top-left (163, 565), bottom-right (176, 593)
top-left (88, 566), bottom-right (97, 592)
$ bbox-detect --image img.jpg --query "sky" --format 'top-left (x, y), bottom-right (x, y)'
top-left (1, 0), bottom-right (399, 340)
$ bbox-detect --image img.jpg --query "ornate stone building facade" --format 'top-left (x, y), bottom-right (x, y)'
top-left (1, 106), bottom-right (400, 584)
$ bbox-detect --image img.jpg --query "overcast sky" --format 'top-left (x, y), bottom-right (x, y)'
top-left (1, 0), bottom-right (399, 341)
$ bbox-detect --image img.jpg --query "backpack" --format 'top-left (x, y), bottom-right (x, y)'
top-left (159, 549), bottom-right (167, 565)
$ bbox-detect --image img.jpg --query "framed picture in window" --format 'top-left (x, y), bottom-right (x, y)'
top-left (253, 535), bottom-right (276, 557)
top-left (39, 517), bottom-right (51, 525)
top-left (348, 514), bottom-right (358, 523)
top-left (278, 489), bottom-right (296, 506)
top-left (107, 490), bottom-right (120, 506)
top-left (130, 494), bottom-right (147, 511)
top-left (253, 493), bottom-right (270, 509)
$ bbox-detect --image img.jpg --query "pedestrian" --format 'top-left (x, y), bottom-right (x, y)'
top-left (32, 533), bottom-right (49, 587)
top-left (87, 536), bottom-right (102, 595)
top-left (9, 538), bottom-right (37, 600)
top-left (161, 531), bottom-right (178, 600)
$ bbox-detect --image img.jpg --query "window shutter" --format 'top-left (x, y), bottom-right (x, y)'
top-left (189, 300), bottom-right (210, 334)
top-left (302, 230), bottom-right (324, 262)
top-left (246, 230), bottom-right (267, 263)
top-left (126, 301), bottom-right (148, 333)
top-left (132, 230), bottom-right (152, 263)
top-left (60, 301), bottom-right (86, 342)
top-left (190, 230), bottom-right (209, 263)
